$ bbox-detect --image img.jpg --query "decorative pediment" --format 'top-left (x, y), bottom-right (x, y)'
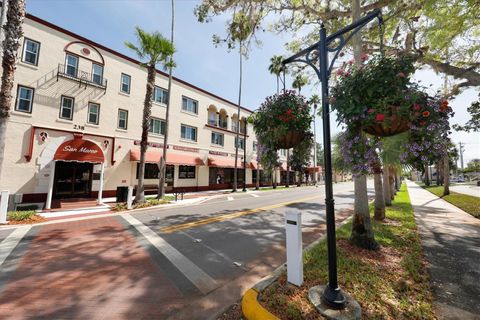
top-left (64, 41), bottom-right (104, 65)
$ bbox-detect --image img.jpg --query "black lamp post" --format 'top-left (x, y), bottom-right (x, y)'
top-left (282, 9), bottom-right (382, 309)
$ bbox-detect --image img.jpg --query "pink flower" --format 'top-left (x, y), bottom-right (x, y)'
top-left (367, 109), bottom-right (375, 114)
top-left (376, 114), bottom-right (385, 122)
top-left (336, 68), bottom-right (344, 76)
top-left (413, 104), bottom-right (421, 111)
top-left (361, 53), bottom-right (369, 61)
top-left (397, 72), bottom-right (406, 78)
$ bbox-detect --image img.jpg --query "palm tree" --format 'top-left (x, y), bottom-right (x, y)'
top-left (0, 0), bottom-right (25, 182)
top-left (125, 27), bottom-right (175, 203)
top-left (372, 153), bottom-right (385, 220)
top-left (268, 55), bottom-right (284, 94)
top-left (310, 95), bottom-right (321, 183)
top-left (349, 0), bottom-right (377, 250)
top-left (292, 74), bottom-right (308, 94)
top-left (157, 0), bottom-right (176, 200)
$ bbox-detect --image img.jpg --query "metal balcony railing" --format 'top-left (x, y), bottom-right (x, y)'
top-left (57, 64), bottom-right (108, 90)
top-left (218, 119), bottom-right (228, 129)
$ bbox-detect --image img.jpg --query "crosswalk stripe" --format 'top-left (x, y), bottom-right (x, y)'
top-left (0, 226), bottom-right (31, 267)
top-left (227, 196), bottom-right (234, 201)
top-left (251, 194), bottom-right (260, 198)
top-left (122, 214), bottom-right (218, 295)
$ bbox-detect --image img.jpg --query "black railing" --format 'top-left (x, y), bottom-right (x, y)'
top-left (57, 64), bottom-right (108, 89)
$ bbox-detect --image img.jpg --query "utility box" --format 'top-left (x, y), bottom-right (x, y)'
top-left (285, 209), bottom-right (303, 286)
top-left (0, 190), bottom-right (8, 224)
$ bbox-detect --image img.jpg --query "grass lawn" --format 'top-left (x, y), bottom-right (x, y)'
top-left (259, 184), bottom-right (435, 319)
top-left (421, 185), bottom-right (480, 218)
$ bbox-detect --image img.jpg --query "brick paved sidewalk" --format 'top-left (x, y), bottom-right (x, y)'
top-left (0, 217), bottom-right (186, 320)
top-left (406, 181), bottom-right (480, 320)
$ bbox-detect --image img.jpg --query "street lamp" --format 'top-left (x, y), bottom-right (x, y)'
top-left (282, 9), bottom-right (383, 309)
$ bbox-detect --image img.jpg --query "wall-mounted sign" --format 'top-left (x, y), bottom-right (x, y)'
top-left (73, 124), bottom-right (85, 131)
top-left (209, 150), bottom-right (229, 157)
top-left (133, 140), bottom-right (166, 148)
top-left (173, 145), bottom-right (199, 153)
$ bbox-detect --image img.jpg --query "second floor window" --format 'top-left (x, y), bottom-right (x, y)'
top-left (149, 117), bottom-right (166, 135)
top-left (153, 86), bottom-right (168, 104)
top-left (15, 86), bottom-right (34, 113)
top-left (181, 124), bottom-right (197, 141)
top-left (22, 38), bottom-right (40, 66)
top-left (87, 103), bottom-right (100, 125)
top-left (118, 109), bottom-right (128, 130)
top-left (211, 132), bottom-right (224, 146)
top-left (235, 137), bottom-right (245, 150)
top-left (92, 64), bottom-right (104, 85)
top-left (65, 54), bottom-right (78, 77)
top-left (59, 96), bottom-right (74, 120)
top-left (120, 73), bottom-right (131, 94)
top-left (182, 96), bottom-right (198, 114)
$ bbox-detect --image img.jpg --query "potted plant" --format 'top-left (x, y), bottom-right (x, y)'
top-left (331, 54), bottom-right (421, 137)
top-left (252, 90), bottom-right (313, 149)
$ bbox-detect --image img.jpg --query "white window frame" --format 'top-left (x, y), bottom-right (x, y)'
top-left (92, 63), bottom-right (104, 85)
top-left (235, 137), bottom-right (245, 150)
top-left (153, 86), bottom-right (168, 104)
top-left (15, 85), bottom-right (34, 113)
top-left (59, 96), bottom-right (74, 120)
top-left (181, 124), bottom-right (197, 141)
top-left (22, 38), bottom-right (40, 66)
top-left (87, 102), bottom-right (100, 125)
top-left (65, 54), bottom-right (78, 77)
top-left (149, 117), bottom-right (166, 135)
top-left (120, 73), bottom-right (131, 94)
top-left (118, 109), bottom-right (128, 130)
top-left (211, 132), bottom-right (224, 146)
top-left (182, 96), bottom-right (198, 114)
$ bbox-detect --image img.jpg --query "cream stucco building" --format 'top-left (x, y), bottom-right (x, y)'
top-left (0, 13), bottom-right (295, 209)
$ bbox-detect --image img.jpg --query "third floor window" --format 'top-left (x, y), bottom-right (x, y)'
top-left (65, 54), bottom-right (78, 77)
top-left (182, 96), bottom-right (198, 114)
top-left (121, 73), bottom-right (131, 94)
top-left (22, 38), bottom-right (40, 66)
top-left (92, 64), bottom-right (104, 85)
top-left (153, 86), bottom-right (168, 104)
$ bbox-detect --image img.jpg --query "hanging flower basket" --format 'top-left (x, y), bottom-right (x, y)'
top-left (363, 106), bottom-right (411, 137)
top-left (274, 130), bottom-right (304, 149)
top-left (331, 54), bottom-right (421, 137)
top-left (251, 90), bottom-right (313, 150)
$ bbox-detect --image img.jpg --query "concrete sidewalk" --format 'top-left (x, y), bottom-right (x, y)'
top-left (406, 181), bottom-right (480, 320)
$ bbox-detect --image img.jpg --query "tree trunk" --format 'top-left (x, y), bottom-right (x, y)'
top-left (157, 0), bottom-right (175, 199)
top-left (383, 166), bottom-right (391, 206)
top-left (389, 169), bottom-right (395, 199)
top-left (351, 175), bottom-right (378, 249)
top-left (425, 165), bottom-right (430, 186)
top-left (286, 149), bottom-right (290, 187)
top-left (373, 172), bottom-right (385, 220)
top-left (443, 154), bottom-right (450, 196)
top-left (135, 64), bottom-right (156, 203)
top-left (0, 0), bottom-right (25, 183)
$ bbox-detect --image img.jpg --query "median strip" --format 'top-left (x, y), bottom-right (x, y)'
top-left (161, 194), bottom-right (323, 233)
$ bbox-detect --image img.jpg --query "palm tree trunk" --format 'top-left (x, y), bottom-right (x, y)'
top-left (136, 64), bottom-right (155, 203)
top-left (443, 154), bottom-right (450, 196)
top-left (373, 164), bottom-right (385, 220)
top-left (255, 167), bottom-right (260, 189)
top-left (0, 0), bottom-right (25, 182)
top-left (383, 166), bottom-right (392, 206)
top-left (425, 164), bottom-right (430, 186)
top-left (349, 0), bottom-right (377, 249)
top-left (157, 0), bottom-right (175, 199)
top-left (233, 41), bottom-right (243, 192)
top-left (351, 175), bottom-right (378, 249)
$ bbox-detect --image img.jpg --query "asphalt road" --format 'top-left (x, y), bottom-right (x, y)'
top-left (0, 181), bottom-right (373, 320)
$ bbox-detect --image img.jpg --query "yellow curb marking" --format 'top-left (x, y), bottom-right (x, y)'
top-left (161, 194), bottom-right (322, 233)
top-left (242, 288), bottom-right (279, 320)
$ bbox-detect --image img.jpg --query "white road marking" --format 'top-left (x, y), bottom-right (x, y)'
top-left (251, 194), bottom-right (260, 198)
top-left (122, 214), bottom-right (218, 294)
top-left (227, 196), bottom-right (234, 201)
top-left (0, 226), bottom-right (31, 267)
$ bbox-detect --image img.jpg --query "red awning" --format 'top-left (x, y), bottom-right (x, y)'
top-left (250, 160), bottom-right (260, 169)
top-left (307, 166), bottom-right (322, 173)
top-left (281, 163), bottom-right (288, 171)
top-left (130, 150), bottom-right (205, 166)
top-left (208, 156), bottom-right (248, 168)
top-left (54, 137), bottom-right (104, 163)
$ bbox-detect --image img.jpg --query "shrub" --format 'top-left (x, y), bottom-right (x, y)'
top-left (8, 210), bottom-right (37, 221)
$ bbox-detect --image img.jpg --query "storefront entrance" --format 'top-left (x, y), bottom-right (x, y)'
top-left (53, 161), bottom-right (93, 198)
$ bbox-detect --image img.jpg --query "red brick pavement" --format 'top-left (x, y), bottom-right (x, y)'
top-left (0, 217), bottom-right (185, 320)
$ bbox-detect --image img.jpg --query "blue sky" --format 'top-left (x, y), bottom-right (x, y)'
top-left (27, 0), bottom-right (479, 165)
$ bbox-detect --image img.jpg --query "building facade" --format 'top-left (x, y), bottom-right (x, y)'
top-left (0, 13), bottom-right (294, 208)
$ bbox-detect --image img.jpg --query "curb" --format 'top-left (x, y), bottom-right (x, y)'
top-left (241, 215), bottom-right (354, 320)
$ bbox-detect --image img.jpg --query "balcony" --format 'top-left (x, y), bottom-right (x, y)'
top-left (208, 118), bottom-right (228, 129)
top-left (57, 64), bottom-right (108, 90)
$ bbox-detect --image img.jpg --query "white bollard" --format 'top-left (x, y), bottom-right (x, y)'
top-left (285, 209), bottom-right (303, 286)
top-left (0, 190), bottom-right (9, 224)
top-left (127, 186), bottom-right (133, 210)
